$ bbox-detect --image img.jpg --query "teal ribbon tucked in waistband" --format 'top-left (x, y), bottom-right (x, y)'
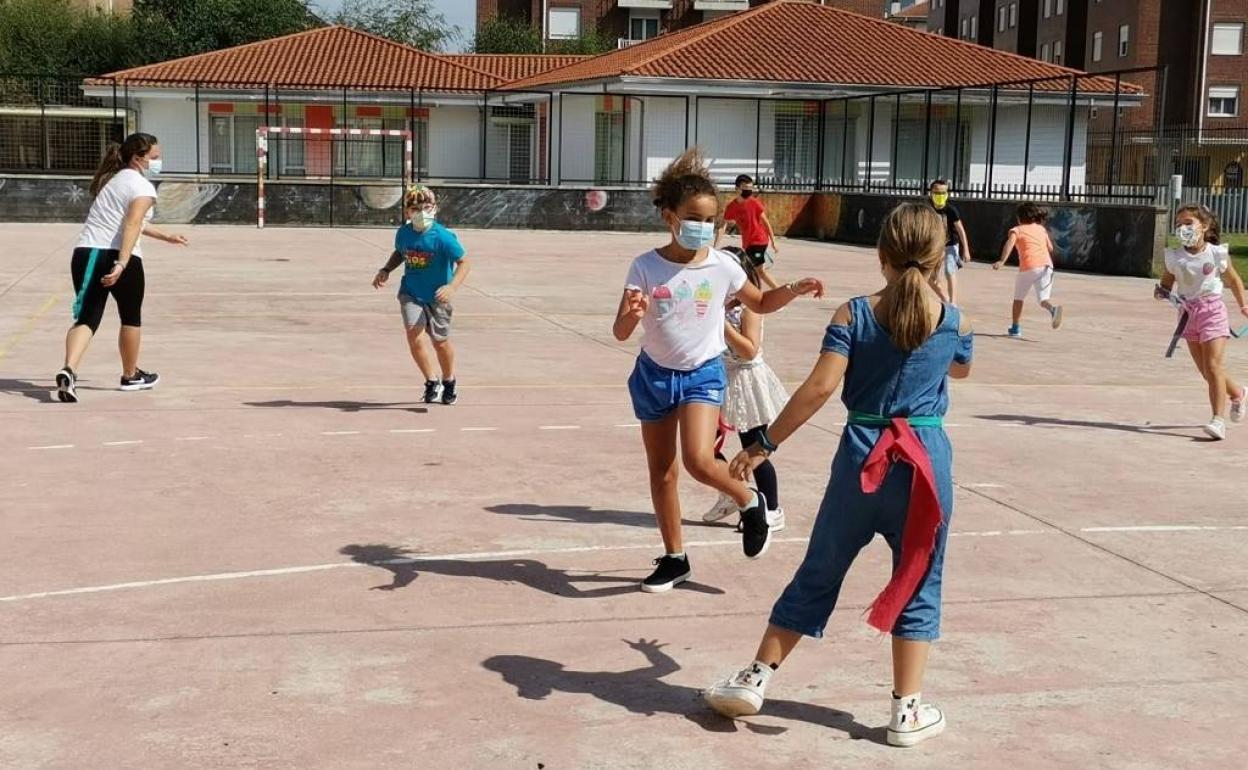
top-left (71, 248), bottom-right (101, 322)
top-left (847, 411), bottom-right (944, 428)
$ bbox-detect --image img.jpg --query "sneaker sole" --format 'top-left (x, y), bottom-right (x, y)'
top-left (702, 506), bottom-right (737, 523)
top-left (743, 521), bottom-right (773, 559)
top-left (639, 571), bottom-right (690, 594)
top-left (704, 690), bottom-right (763, 718)
top-left (1203, 424), bottom-right (1227, 440)
top-left (56, 373), bottom-right (77, 403)
top-left (442, 397), bottom-right (457, 405)
top-left (1051, 307), bottom-right (1064, 329)
top-left (887, 714), bottom-right (947, 747)
top-left (120, 375), bottom-right (159, 392)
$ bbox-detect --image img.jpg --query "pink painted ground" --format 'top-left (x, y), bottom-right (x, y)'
top-left (2, 223), bottom-right (1246, 769)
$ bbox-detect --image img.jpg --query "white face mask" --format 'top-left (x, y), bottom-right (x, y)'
top-left (142, 157), bottom-right (162, 179)
top-left (409, 208), bottom-right (437, 232)
top-left (1176, 224), bottom-right (1201, 248)
top-left (675, 220), bottom-right (715, 250)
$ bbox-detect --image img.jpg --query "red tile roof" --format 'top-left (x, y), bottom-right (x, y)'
top-left (96, 26), bottom-right (503, 91)
top-left (443, 54), bottom-right (592, 84)
top-left (504, 0), bottom-right (1132, 94)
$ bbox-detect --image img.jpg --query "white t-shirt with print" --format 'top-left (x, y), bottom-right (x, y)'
top-left (624, 248), bottom-right (748, 371)
top-left (1164, 244), bottom-right (1231, 299)
top-left (76, 168), bottom-right (158, 257)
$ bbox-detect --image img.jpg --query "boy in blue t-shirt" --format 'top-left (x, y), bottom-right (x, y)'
top-left (372, 185), bottom-right (470, 404)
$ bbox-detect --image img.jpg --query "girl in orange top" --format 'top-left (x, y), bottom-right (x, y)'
top-left (994, 202), bottom-right (1064, 337)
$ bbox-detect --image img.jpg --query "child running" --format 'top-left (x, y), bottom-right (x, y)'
top-left (717, 175), bottom-right (780, 289)
top-left (373, 185), bottom-right (470, 405)
top-left (613, 148), bottom-right (824, 593)
top-left (993, 202), bottom-right (1064, 337)
top-left (703, 202), bottom-right (973, 748)
top-left (703, 246), bottom-right (790, 534)
top-left (927, 180), bottom-right (971, 306)
top-left (1157, 205), bottom-right (1248, 440)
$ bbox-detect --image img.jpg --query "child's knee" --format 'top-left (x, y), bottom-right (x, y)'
top-left (681, 452), bottom-right (719, 483)
top-left (432, 337), bottom-right (452, 350)
top-left (647, 461), bottom-right (679, 488)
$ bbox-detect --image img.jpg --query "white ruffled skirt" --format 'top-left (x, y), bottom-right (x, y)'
top-left (723, 358), bottom-right (789, 430)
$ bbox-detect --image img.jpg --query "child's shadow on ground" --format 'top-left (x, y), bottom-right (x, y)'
top-left (246, 400), bottom-right (428, 413)
top-left (339, 544), bottom-right (725, 597)
top-left (0, 379), bottom-right (56, 404)
top-left (483, 639), bottom-right (886, 743)
top-left (976, 413), bottom-right (1204, 440)
top-left (486, 503), bottom-right (736, 531)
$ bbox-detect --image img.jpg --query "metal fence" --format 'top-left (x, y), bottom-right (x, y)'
top-left (6, 65), bottom-right (1247, 223)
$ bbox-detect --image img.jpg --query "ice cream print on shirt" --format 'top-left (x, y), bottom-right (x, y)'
top-left (652, 279), bottom-right (714, 322)
top-left (405, 249), bottom-right (433, 269)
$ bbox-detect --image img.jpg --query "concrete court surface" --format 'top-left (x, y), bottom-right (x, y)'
top-left (1, 222), bottom-right (1246, 770)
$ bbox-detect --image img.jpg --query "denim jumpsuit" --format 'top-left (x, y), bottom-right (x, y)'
top-left (769, 297), bottom-right (973, 641)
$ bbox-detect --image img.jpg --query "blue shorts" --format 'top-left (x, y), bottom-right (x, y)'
top-left (943, 244), bottom-right (963, 275)
top-left (628, 352), bottom-right (726, 422)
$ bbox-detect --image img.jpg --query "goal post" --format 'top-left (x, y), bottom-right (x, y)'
top-left (256, 126), bottom-right (413, 229)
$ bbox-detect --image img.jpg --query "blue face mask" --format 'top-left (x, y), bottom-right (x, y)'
top-left (676, 220), bottom-right (715, 250)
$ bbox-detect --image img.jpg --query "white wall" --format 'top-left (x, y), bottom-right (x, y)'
top-left (428, 105), bottom-right (481, 181)
top-left (137, 95), bottom-right (198, 173)
top-left (967, 103), bottom-right (1090, 190)
top-left (557, 94), bottom-right (596, 183)
top-left (696, 98), bottom-right (761, 184)
top-left (639, 96), bottom-right (686, 182)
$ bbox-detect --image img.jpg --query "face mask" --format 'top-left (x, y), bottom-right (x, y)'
top-left (143, 158), bottom-right (162, 179)
top-left (409, 208), bottom-right (437, 232)
top-left (1176, 224), bottom-right (1201, 248)
top-left (930, 192), bottom-right (949, 208)
top-left (740, 189), bottom-right (754, 199)
top-left (675, 220), bottom-right (715, 250)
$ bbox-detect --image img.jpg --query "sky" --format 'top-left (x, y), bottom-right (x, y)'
top-left (314, 0), bottom-right (477, 52)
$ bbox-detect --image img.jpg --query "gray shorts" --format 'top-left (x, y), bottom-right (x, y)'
top-left (399, 293), bottom-right (453, 341)
top-left (943, 244), bottom-right (963, 275)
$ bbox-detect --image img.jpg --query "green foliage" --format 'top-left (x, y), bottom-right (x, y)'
top-left (473, 13), bottom-right (614, 56)
top-left (547, 26), bottom-right (614, 56)
top-left (331, 0), bottom-right (458, 52)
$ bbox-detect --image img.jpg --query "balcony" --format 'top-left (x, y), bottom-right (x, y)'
top-left (617, 1), bottom-right (673, 8)
top-left (618, 37), bottom-right (650, 48)
top-left (694, 0), bottom-right (749, 9)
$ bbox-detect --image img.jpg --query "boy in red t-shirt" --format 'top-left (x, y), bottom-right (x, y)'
top-left (717, 175), bottom-right (779, 289)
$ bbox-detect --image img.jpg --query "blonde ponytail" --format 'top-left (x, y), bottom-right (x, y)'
top-left (876, 203), bottom-right (946, 352)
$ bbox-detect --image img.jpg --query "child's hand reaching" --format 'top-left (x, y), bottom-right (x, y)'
top-left (729, 445), bottom-right (769, 480)
top-left (625, 288), bottom-right (649, 319)
top-left (372, 270), bottom-right (389, 289)
top-left (435, 285), bottom-right (456, 303)
top-left (992, 260), bottom-right (1005, 271)
top-left (788, 277), bottom-right (825, 299)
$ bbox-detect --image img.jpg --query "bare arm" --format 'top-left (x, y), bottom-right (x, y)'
top-left (1157, 268), bottom-right (1177, 295)
top-left (1224, 262), bottom-right (1247, 313)
top-left (435, 257), bottom-right (472, 302)
top-left (724, 308), bottom-right (761, 360)
top-left (955, 220), bottom-right (971, 262)
top-left (101, 197), bottom-right (154, 287)
top-left (994, 232), bottom-right (1017, 269)
top-left (761, 212), bottom-right (778, 252)
top-left (949, 311), bottom-right (974, 379)
top-left (734, 276), bottom-right (824, 315)
top-left (714, 220), bottom-right (728, 248)
top-left (372, 250), bottom-right (405, 288)
top-left (613, 288), bottom-right (647, 341)
top-left (142, 226), bottom-right (188, 246)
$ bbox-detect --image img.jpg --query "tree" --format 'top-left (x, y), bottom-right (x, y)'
top-left (331, 0), bottom-right (458, 52)
top-left (131, 0), bottom-right (320, 64)
top-left (473, 14), bottom-right (614, 56)
top-left (0, 0), bottom-right (136, 75)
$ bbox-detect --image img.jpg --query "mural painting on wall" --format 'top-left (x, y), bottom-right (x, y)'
top-left (1047, 207), bottom-right (1096, 268)
top-left (152, 182), bottom-right (227, 225)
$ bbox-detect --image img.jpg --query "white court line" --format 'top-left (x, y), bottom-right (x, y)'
top-left (1082, 525), bottom-right (1248, 533)
top-left (461, 427), bottom-right (498, 432)
top-left (540, 425), bottom-right (581, 431)
top-left (175, 436), bottom-right (212, 442)
top-left (0, 526), bottom-right (1209, 605)
top-left (28, 444), bottom-right (73, 451)
top-left (615, 423), bottom-right (640, 429)
top-left (966, 483), bottom-right (1005, 489)
top-left (321, 431), bottom-right (360, 436)
top-left (390, 428), bottom-right (436, 434)
top-left (102, 440), bottom-right (142, 447)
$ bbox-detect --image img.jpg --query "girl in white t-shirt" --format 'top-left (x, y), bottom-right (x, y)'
top-left (612, 148), bottom-right (824, 593)
top-left (1157, 205), bottom-right (1248, 440)
top-left (55, 133), bottom-right (187, 403)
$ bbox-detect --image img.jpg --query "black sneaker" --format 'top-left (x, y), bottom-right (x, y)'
top-left (119, 369), bottom-right (159, 391)
top-left (740, 489), bottom-right (773, 559)
top-left (640, 554), bottom-right (691, 594)
top-left (55, 367), bottom-right (77, 403)
top-left (441, 378), bottom-right (458, 406)
top-left (422, 379), bottom-right (442, 404)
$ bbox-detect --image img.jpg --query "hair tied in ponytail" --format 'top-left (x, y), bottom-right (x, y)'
top-left (904, 260), bottom-right (922, 270)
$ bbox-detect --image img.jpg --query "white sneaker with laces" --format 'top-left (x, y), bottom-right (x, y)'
top-left (767, 508), bottom-right (786, 532)
top-left (1232, 388), bottom-right (1247, 423)
top-left (1204, 416), bottom-right (1228, 440)
top-left (702, 492), bottom-right (738, 523)
top-left (704, 661), bottom-right (772, 717)
top-left (887, 692), bottom-right (946, 747)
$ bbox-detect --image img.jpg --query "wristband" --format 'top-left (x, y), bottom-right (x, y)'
top-left (757, 427), bottom-right (778, 454)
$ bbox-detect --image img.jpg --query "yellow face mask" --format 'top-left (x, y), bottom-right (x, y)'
top-left (930, 192), bottom-right (950, 208)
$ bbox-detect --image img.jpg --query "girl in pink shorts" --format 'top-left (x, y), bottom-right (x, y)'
top-left (1158, 205), bottom-right (1248, 440)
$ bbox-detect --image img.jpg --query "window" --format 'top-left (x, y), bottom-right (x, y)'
top-left (1092, 31), bottom-right (1103, 62)
top-left (1226, 162), bottom-right (1244, 189)
top-left (1009, 3), bottom-right (1017, 27)
top-left (548, 7), bottom-right (579, 40)
top-left (1052, 40), bottom-right (1062, 64)
top-left (999, 6), bottom-right (1007, 32)
top-left (629, 14), bottom-right (659, 42)
top-left (1209, 86), bottom-right (1240, 117)
top-left (1212, 23), bottom-right (1244, 56)
top-left (960, 17), bottom-right (968, 37)
top-left (773, 102), bottom-right (819, 185)
top-left (1119, 24), bottom-right (1130, 56)
top-left (1043, 0), bottom-right (1052, 18)
top-left (1041, 42), bottom-right (1051, 62)
top-left (209, 112), bottom-right (262, 174)
top-left (970, 15), bottom-right (977, 38)
top-left (1056, 0), bottom-right (1065, 15)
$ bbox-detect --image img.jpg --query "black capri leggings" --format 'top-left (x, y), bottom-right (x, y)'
top-left (70, 247), bottom-right (144, 333)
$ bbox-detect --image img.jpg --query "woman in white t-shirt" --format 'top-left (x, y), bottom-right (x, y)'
top-left (1157, 205), bottom-right (1248, 440)
top-left (611, 148), bottom-right (824, 593)
top-left (55, 132), bottom-right (187, 403)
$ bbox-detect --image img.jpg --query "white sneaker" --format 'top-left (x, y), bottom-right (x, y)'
top-left (704, 661), bottom-right (772, 717)
top-left (767, 508), bottom-right (786, 532)
top-left (1204, 416), bottom-right (1227, 440)
top-left (1050, 305), bottom-right (1064, 329)
top-left (1232, 388), bottom-right (1247, 423)
top-left (887, 693), bottom-right (946, 748)
top-left (702, 492), bottom-right (738, 523)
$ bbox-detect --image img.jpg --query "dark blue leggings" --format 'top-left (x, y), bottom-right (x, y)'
top-left (717, 424), bottom-right (779, 510)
